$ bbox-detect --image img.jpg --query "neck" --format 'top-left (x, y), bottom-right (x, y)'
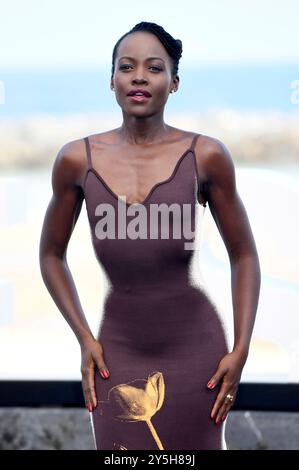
top-left (118, 112), bottom-right (170, 145)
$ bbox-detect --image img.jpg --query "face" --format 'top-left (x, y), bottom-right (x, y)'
top-left (111, 31), bottom-right (179, 117)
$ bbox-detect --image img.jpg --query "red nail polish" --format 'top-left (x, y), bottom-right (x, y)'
top-left (100, 370), bottom-right (106, 378)
top-left (104, 370), bottom-right (109, 378)
top-left (222, 415), bottom-right (227, 421)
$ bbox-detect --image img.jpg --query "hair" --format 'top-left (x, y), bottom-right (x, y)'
top-left (111, 21), bottom-right (183, 79)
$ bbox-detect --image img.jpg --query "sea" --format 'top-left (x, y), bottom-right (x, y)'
top-left (0, 62), bottom-right (298, 117)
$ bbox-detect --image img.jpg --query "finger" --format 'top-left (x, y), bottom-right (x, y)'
top-left (82, 363), bottom-right (97, 411)
top-left (82, 381), bottom-right (94, 412)
top-left (84, 382), bottom-right (97, 410)
top-left (215, 390), bottom-right (236, 422)
top-left (86, 365), bottom-right (98, 409)
top-left (207, 367), bottom-right (226, 389)
top-left (215, 400), bottom-right (231, 423)
top-left (210, 385), bottom-right (231, 420)
top-left (94, 351), bottom-right (110, 380)
top-left (81, 371), bottom-right (92, 412)
top-left (210, 393), bottom-right (223, 421)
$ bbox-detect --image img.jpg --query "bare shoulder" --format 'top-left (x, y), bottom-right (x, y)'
top-left (87, 128), bottom-right (121, 146)
top-left (51, 137), bottom-right (89, 191)
top-left (194, 133), bottom-right (236, 184)
top-left (56, 129), bottom-right (121, 188)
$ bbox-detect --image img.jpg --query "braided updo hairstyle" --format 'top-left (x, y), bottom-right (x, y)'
top-left (111, 21), bottom-right (183, 79)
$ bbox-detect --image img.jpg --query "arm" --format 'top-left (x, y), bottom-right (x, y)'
top-left (39, 139), bottom-right (110, 412)
top-left (196, 135), bottom-right (261, 422)
top-left (39, 139), bottom-right (93, 344)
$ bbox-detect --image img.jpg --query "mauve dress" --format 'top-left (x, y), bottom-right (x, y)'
top-left (82, 133), bottom-right (229, 450)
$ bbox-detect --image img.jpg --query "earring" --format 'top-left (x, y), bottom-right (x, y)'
top-left (170, 89), bottom-right (176, 93)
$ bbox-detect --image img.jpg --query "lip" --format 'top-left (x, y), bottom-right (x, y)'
top-left (127, 95), bottom-right (151, 103)
top-left (127, 88), bottom-right (152, 97)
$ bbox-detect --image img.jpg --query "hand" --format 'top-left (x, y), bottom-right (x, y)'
top-left (206, 350), bottom-right (247, 424)
top-left (80, 336), bottom-right (110, 412)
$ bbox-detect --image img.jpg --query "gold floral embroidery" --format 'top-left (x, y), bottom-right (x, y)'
top-left (113, 442), bottom-right (128, 450)
top-left (98, 371), bottom-right (165, 449)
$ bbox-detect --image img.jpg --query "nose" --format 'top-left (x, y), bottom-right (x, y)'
top-left (132, 67), bottom-right (148, 84)
top-left (132, 77), bottom-right (148, 85)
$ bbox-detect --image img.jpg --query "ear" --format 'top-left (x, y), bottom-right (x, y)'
top-left (110, 79), bottom-right (114, 90)
top-left (172, 75), bottom-right (179, 90)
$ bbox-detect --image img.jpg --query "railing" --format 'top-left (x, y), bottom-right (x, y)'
top-left (0, 381), bottom-right (298, 411)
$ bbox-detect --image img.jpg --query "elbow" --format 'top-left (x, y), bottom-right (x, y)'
top-left (39, 249), bottom-right (53, 282)
top-left (229, 248), bottom-right (261, 282)
top-left (39, 241), bottom-right (66, 279)
top-left (229, 242), bottom-right (260, 267)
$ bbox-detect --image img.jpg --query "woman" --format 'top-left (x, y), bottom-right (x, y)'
top-left (39, 21), bottom-right (261, 450)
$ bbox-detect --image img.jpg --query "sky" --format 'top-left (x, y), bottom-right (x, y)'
top-left (1, 0), bottom-right (299, 68)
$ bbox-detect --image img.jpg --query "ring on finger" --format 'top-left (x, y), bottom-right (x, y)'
top-left (225, 393), bottom-right (234, 402)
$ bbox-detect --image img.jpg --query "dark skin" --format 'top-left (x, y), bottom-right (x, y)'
top-left (39, 31), bottom-right (261, 422)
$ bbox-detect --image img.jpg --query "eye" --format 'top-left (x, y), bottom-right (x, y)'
top-left (119, 64), bottom-right (162, 71)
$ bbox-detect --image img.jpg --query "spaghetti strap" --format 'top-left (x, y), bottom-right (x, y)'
top-left (84, 136), bottom-right (92, 170)
top-left (190, 133), bottom-right (207, 208)
top-left (190, 133), bottom-right (200, 152)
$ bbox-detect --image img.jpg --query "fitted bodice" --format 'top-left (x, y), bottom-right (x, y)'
top-left (82, 133), bottom-right (206, 293)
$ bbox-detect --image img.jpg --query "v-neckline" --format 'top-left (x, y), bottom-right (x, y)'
top-left (84, 146), bottom-right (195, 207)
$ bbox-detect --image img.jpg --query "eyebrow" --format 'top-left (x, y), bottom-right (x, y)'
top-left (119, 56), bottom-right (165, 63)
